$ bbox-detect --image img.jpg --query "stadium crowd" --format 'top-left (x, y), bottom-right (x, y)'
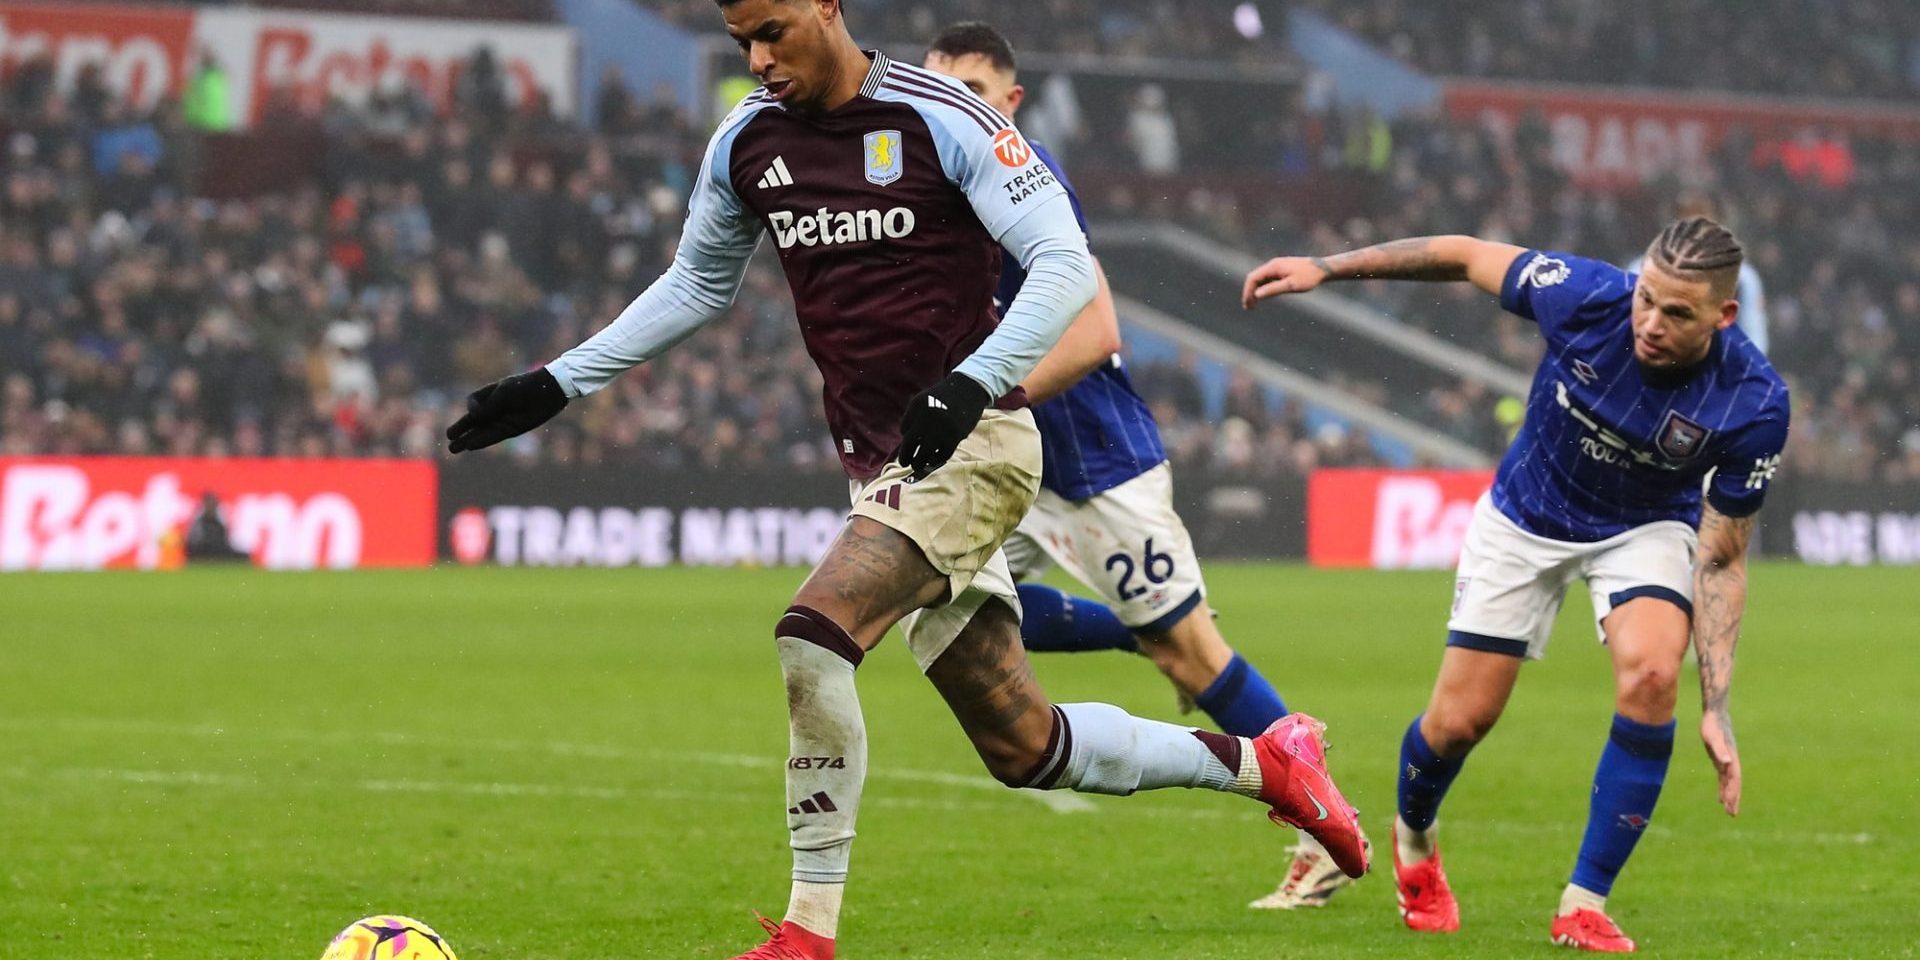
top-left (1298, 0), bottom-right (1920, 102)
top-left (642, 0), bottom-right (1291, 61)
top-left (0, 49), bottom-right (1377, 480)
top-left (641, 0), bottom-right (1920, 102)
top-left (1145, 103), bottom-right (1920, 483)
top-left (4, 1), bottom-right (1916, 483)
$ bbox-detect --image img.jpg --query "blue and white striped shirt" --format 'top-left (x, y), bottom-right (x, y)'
top-left (1492, 251), bottom-right (1791, 542)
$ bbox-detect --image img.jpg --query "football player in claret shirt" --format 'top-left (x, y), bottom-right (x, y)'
top-left (924, 21), bottom-right (1355, 912)
top-left (445, 1), bottom-right (1368, 956)
top-left (1244, 217), bottom-right (1789, 953)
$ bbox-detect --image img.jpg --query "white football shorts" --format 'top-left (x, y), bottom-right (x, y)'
top-left (847, 409), bottom-right (1040, 673)
top-left (1447, 493), bottom-right (1696, 660)
top-left (1001, 462), bottom-right (1207, 632)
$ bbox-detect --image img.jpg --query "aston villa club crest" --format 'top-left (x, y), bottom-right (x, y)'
top-left (864, 130), bottom-right (903, 185)
top-left (1655, 410), bottom-right (1712, 461)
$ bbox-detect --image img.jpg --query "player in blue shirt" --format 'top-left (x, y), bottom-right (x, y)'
top-left (926, 23), bottom-right (1348, 910)
top-left (1244, 217), bottom-right (1789, 952)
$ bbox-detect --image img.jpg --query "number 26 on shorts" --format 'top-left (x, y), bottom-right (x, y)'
top-left (1106, 538), bottom-right (1175, 601)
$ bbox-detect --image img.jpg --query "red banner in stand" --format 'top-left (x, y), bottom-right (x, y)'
top-left (1307, 468), bottom-right (1495, 569)
top-left (0, 457), bottom-right (436, 571)
top-left (0, 3), bottom-right (197, 110)
top-left (1444, 80), bottom-right (1920, 189)
top-left (0, 2), bottom-right (576, 127)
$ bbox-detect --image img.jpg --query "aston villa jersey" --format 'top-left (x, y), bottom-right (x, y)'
top-left (683, 53), bottom-right (1074, 478)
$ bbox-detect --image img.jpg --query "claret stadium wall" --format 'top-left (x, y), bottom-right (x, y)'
top-left (4, 3), bottom-right (1918, 574)
top-left (1, 456), bottom-right (1914, 571)
top-left (0, 2), bottom-right (579, 123)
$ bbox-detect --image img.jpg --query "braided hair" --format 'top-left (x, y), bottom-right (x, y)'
top-left (1645, 216), bottom-right (1744, 299)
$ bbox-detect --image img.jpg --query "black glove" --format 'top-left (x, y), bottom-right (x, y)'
top-left (897, 371), bottom-right (992, 481)
top-left (445, 367), bottom-right (570, 453)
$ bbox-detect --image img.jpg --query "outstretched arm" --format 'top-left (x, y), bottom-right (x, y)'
top-left (446, 118), bottom-right (760, 453)
top-left (1019, 257), bottom-right (1120, 403)
top-left (1241, 235), bottom-right (1527, 308)
top-left (546, 243), bottom-right (754, 397)
top-left (1693, 501), bottom-right (1755, 816)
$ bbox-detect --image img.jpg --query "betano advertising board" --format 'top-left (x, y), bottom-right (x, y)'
top-left (0, 2), bottom-right (575, 125)
top-left (0, 457), bottom-right (435, 570)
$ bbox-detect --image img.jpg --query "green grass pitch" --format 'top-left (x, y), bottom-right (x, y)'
top-left (2, 563), bottom-right (1915, 958)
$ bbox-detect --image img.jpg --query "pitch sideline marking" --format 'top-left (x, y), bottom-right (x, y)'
top-left (0, 765), bottom-right (1060, 818)
top-left (0, 762), bottom-right (1880, 849)
top-left (2, 716), bottom-right (1884, 842)
top-left (0, 716), bottom-right (1097, 813)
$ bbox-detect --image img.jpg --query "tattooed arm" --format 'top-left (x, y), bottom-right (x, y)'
top-left (1693, 501), bottom-right (1755, 816)
top-left (1241, 235), bottom-right (1528, 308)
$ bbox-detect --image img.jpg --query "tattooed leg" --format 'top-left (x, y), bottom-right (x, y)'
top-left (791, 516), bottom-right (949, 650)
top-left (927, 599), bottom-right (1253, 796)
top-left (925, 598), bottom-right (1057, 784)
top-left (774, 518), bottom-right (945, 940)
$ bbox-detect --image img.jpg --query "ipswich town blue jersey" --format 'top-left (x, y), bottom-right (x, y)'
top-left (1492, 251), bottom-right (1790, 542)
top-left (996, 141), bottom-right (1167, 501)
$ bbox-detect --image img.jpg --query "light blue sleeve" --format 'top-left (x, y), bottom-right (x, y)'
top-left (905, 95), bottom-right (1093, 396)
top-left (1737, 262), bottom-right (1769, 354)
top-left (546, 110), bottom-right (763, 397)
top-left (953, 192), bottom-right (1096, 396)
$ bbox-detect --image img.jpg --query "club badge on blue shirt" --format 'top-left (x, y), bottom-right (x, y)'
top-left (1655, 410), bottom-right (1712, 461)
top-left (864, 130), bottom-right (902, 185)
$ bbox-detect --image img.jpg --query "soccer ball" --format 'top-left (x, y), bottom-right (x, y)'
top-left (320, 915), bottom-right (457, 960)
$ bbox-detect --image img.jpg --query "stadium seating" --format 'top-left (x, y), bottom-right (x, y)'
top-left (4, 16), bottom-right (1916, 482)
top-left (1295, 0), bottom-right (1920, 101)
top-left (0, 46), bottom-right (1372, 478)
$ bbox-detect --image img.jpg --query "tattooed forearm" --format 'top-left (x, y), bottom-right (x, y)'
top-left (1320, 237), bottom-right (1470, 283)
top-left (1693, 509), bottom-right (1756, 715)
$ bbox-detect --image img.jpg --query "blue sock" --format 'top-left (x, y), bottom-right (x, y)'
top-left (1192, 653), bottom-right (1289, 737)
top-left (1398, 715), bottom-right (1466, 832)
top-left (1016, 584), bottom-right (1138, 653)
top-left (1570, 714), bottom-right (1675, 897)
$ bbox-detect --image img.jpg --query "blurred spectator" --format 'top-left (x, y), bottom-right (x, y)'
top-left (184, 491), bottom-right (248, 562)
top-left (2, 25), bottom-right (1912, 482)
top-left (1125, 84), bottom-right (1181, 174)
top-left (1297, 0), bottom-right (1920, 101)
top-left (183, 53), bottom-right (234, 133)
top-left (645, 0), bottom-right (1293, 60)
